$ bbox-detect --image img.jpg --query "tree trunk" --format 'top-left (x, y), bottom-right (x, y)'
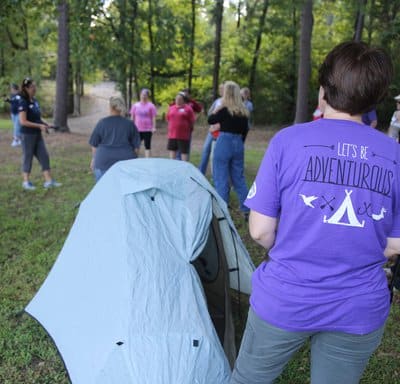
top-left (294, 0), bottom-right (313, 124)
top-left (147, 0), bottom-right (156, 103)
top-left (366, 0), bottom-right (375, 45)
top-left (354, 0), bottom-right (367, 42)
top-left (0, 46), bottom-right (5, 77)
top-left (127, 0), bottom-right (138, 110)
top-left (134, 66), bottom-right (140, 101)
top-left (237, 0), bottom-right (242, 28)
top-left (289, 2), bottom-right (297, 114)
top-left (73, 61), bottom-right (81, 116)
top-left (212, 0), bottom-right (223, 100)
top-left (54, 0), bottom-right (70, 132)
top-left (249, 0), bottom-right (269, 91)
top-left (188, 0), bottom-right (196, 92)
top-left (68, 61), bottom-right (74, 114)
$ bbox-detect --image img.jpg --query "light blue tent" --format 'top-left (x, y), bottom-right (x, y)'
top-left (26, 159), bottom-right (255, 384)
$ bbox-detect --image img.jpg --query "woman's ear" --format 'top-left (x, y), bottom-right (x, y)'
top-left (318, 86), bottom-right (327, 114)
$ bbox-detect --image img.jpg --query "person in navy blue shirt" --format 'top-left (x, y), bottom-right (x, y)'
top-left (5, 84), bottom-right (22, 147)
top-left (18, 78), bottom-right (61, 190)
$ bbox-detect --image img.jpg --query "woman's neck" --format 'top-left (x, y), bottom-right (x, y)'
top-left (323, 105), bottom-right (362, 124)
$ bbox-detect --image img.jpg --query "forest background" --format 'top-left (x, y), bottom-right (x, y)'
top-left (1, 0), bottom-right (400, 129)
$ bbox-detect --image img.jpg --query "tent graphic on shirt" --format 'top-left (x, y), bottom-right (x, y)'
top-left (323, 189), bottom-right (365, 228)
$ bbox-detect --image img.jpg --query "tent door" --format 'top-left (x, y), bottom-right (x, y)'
top-left (192, 215), bottom-right (236, 366)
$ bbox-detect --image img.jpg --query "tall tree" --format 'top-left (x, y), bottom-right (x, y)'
top-left (354, 0), bottom-right (368, 42)
top-left (212, 0), bottom-right (224, 100)
top-left (127, 0), bottom-right (138, 108)
top-left (237, 0), bottom-right (242, 28)
top-left (188, 0), bottom-right (196, 92)
top-left (248, 0), bottom-right (269, 91)
top-left (54, 0), bottom-right (70, 132)
top-left (294, 0), bottom-right (313, 124)
top-left (147, 0), bottom-right (156, 101)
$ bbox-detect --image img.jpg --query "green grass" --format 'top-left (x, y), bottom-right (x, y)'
top-left (0, 118), bottom-right (12, 130)
top-left (0, 131), bottom-right (399, 383)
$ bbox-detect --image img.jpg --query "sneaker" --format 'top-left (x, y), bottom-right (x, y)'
top-left (44, 180), bottom-right (62, 189)
top-left (11, 139), bottom-right (20, 147)
top-left (22, 181), bottom-right (36, 190)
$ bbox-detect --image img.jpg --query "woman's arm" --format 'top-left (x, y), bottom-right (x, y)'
top-left (248, 210), bottom-right (278, 250)
top-left (19, 110), bottom-right (48, 131)
top-left (384, 237), bottom-right (400, 259)
top-left (207, 108), bottom-right (225, 125)
top-left (90, 147), bottom-right (96, 171)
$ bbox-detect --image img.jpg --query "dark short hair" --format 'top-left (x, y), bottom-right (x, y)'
top-left (318, 41), bottom-right (393, 115)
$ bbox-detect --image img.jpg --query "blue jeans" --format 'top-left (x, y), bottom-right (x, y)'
top-left (212, 132), bottom-right (249, 212)
top-left (230, 308), bottom-right (385, 384)
top-left (198, 132), bottom-right (214, 174)
top-left (94, 168), bottom-right (105, 182)
top-left (11, 113), bottom-right (21, 138)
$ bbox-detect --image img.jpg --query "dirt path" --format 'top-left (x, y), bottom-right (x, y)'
top-left (65, 81), bottom-right (272, 159)
top-left (68, 82), bottom-right (122, 135)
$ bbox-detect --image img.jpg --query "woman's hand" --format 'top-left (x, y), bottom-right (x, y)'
top-left (39, 124), bottom-right (49, 133)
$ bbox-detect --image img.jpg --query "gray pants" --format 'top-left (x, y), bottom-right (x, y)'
top-left (21, 134), bottom-right (50, 173)
top-left (230, 308), bottom-right (385, 384)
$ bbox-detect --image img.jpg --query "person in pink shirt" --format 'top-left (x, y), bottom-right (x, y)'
top-left (166, 92), bottom-right (195, 161)
top-left (130, 88), bottom-right (157, 158)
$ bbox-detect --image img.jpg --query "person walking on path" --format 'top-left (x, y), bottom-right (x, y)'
top-left (199, 83), bottom-right (224, 175)
top-left (166, 92), bottom-right (195, 162)
top-left (240, 87), bottom-right (254, 142)
top-left (5, 83), bottom-right (22, 147)
top-left (130, 88), bottom-right (157, 158)
top-left (230, 41), bottom-right (399, 384)
top-left (388, 94), bottom-right (400, 142)
top-left (89, 96), bottom-right (140, 182)
top-left (18, 78), bottom-right (61, 190)
top-left (207, 81), bottom-right (250, 219)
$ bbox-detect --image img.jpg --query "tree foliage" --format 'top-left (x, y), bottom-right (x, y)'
top-left (1, 0), bottom-right (400, 126)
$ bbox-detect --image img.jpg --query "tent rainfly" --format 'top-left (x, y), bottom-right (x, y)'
top-left (26, 158), bottom-right (255, 384)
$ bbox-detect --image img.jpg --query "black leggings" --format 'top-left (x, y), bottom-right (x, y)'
top-left (21, 134), bottom-right (50, 173)
top-left (139, 131), bottom-right (153, 150)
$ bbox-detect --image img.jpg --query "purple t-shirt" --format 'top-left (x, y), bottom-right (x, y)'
top-left (245, 118), bottom-right (400, 334)
top-left (362, 109), bottom-right (377, 126)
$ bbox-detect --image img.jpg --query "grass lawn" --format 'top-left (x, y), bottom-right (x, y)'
top-left (0, 126), bottom-right (399, 383)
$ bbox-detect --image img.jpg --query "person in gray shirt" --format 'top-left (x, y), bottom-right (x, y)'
top-left (89, 96), bottom-right (140, 182)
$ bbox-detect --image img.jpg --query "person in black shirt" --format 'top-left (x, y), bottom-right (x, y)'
top-left (18, 78), bottom-right (61, 190)
top-left (207, 81), bottom-right (250, 219)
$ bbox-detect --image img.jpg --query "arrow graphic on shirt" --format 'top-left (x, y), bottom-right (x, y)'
top-left (304, 144), bottom-right (335, 150)
top-left (371, 152), bottom-right (397, 165)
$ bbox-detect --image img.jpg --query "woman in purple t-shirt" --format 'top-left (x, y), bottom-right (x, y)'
top-left (231, 42), bottom-right (400, 384)
top-left (130, 88), bottom-right (157, 158)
